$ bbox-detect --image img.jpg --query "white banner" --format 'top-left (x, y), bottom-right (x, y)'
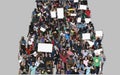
top-left (94, 48), bottom-right (103, 55)
top-left (77, 17), bottom-right (81, 23)
top-left (33, 51), bottom-right (38, 57)
top-left (78, 5), bottom-right (87, 10)
top-left (74, 0), bottom-right (79, 3)
top-left (95, 31), bottom-right (103, 37)
top-left (82, 33), bottom-right (90, 40)
top-left (50, 11), bottom-right (56, 18)
top-left (40, 27), bottom-right (46, 32)
top-left (38, 43), bottom-right (53, 53)
top-left (85, 18), bottom-right (91, 23)
top-left (57, 8), bottom-right (64, 19)
top-left (87, 40), bottom-right (94, 47)
top-left (70, 13), bottom-right (77, 16)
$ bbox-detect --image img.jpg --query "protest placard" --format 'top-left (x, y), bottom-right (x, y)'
top-left (85, 18), bottom-right (91, 23)
top-left (57, 8), bottom-right (64, 19)
top-left (40, 27), bottom-right (46, 32)
top-left (78, 5), bottom-right (87, 10)
top-left (77, 17), bottom-right (81, 23)
top-left (95, 31), bottom-right (103, 37)
top-left (94, 48), bottom-right (103, 55)
top-left (50, 11), bottom-right (56, 18)
top-left (74, 0), bottom-right (79, 3)
top-left (82, 33), bottom-right (90, 40)
top-left (87, 40), bottom-right (94, 47)
top-left (38, 43), bottom-right (53, 53)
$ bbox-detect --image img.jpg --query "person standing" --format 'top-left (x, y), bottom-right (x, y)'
top-left (29, 62), bottom-right (37, 75)
top-left (93, 55), bottom-right (101, 75)
top-left (100, 51), bottom-right (106, 74)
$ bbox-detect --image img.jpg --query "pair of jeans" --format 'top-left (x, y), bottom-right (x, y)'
top-left (95, 66), bottom-right (100, 74)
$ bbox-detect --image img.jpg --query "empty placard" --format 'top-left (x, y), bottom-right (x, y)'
top-left (37, 13), bottom-right (41, 16)
top-left (33, 51), bottom-right (38, 57)
top-left (87, 40), bottom-right (94, 47)
top-left (74, 0), bottom-right (79, 3)
top-left (82, 33), bottom-right (90, 40)
top-left (77, 17), bottom-right (81, 23)
top-left (95, 31), bottom-right (103, 37)
top-left (57, 8), bottom-right (64, 19)
top-left (38, 43), bottom-right (53, 53)
top-left (70, 13), bottom-right (76, 16)
top-left (50, 11), bottom-right (56, 18)
top-left (70, 13), bottom-right (77, 16)
top-left (78, 5), bottom-right (87, 10)
top-left (85, 18), bottom-right (91, 23)
top-left (40, 27), bottom-right (46, 32)
top-left (94, 48), bottom-right (103, 55)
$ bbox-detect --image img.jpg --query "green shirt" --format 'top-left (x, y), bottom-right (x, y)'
top-left (93, 56), bottom-right (101, 67)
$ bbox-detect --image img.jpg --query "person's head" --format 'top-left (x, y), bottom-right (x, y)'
top-left (20, 61), bottom-right (25, 66)
top-left (96, 55), bottom-right (99, 57)
top-left (87, 7), bottom-right (89, 10)
top-left (21, 36), bottom-right (25, 41)
top-left (62, 50), bottom-right (67, 55)
top-left (70, 55), bottom-right (73, 59)
top-left (45, 53), bottom-right (48, 57)
top-left (84, 56), bottom-right (88, 60)
top-left (32, 62), bottom-right (35, 67)
top-left (49, 53), bottom-right (51, 57)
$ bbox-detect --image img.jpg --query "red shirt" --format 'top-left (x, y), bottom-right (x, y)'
top-left (51, 40), bottom-right (55, 46)
top-left (26, 44), bottom-right (34, 55)
top-left (85, 10), bottom-right (91, 17)
top-left (60, 54), bottom-right (68, 63)
top-left (26, 47), bottom-right (31, 55)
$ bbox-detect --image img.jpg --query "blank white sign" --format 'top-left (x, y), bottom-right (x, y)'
top-left (57, 8), bottom-right (64, 19)
top-left (78, 5), bottom-right (87, 10)
top-left (87, 40), bottom-right (94, 47)
top-left (95, 31), bottom-right (103, 37)
top-left (33, 51), bottom-right (38, 57)
top-left (85, 18), bottom-right (91, 23)
top-left (37, 13), bottom-right (41, 16)
top-left (77, 17), bottom-right (81, 23)
top-left (50, 11), bottom-right (56, 18)
top-left (70, 13), bottom-right (77, 16)
top-left (38, 43), bottom-right (53, 53)
top-left (74, 0), bottom-right (79, 3)
top-left (82, 33), bottom-right (90, 40)
top-left (40, 27), bottom-right (46, 32)
top-left (94, 48), bottom-right (103, 55)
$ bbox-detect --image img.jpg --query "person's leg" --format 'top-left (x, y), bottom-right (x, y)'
top-left (96, 66), bottom-right (100, 75)
top-left (100, 63), bottom-right (104, 74)
top-left (63, 62), bottom-right (67, 72)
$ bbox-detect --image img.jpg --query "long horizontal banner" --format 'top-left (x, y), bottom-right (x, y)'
top-left (38, 43), bottom-right (53, 53)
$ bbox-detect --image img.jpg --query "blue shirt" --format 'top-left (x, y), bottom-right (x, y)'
top-left (65, 34), bottom-right (70, 40)
top-left (29, 66), bottom-right (37, 75)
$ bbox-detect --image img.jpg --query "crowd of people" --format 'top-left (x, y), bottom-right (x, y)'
top-left (18, 0), bottom-right (106, 75)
